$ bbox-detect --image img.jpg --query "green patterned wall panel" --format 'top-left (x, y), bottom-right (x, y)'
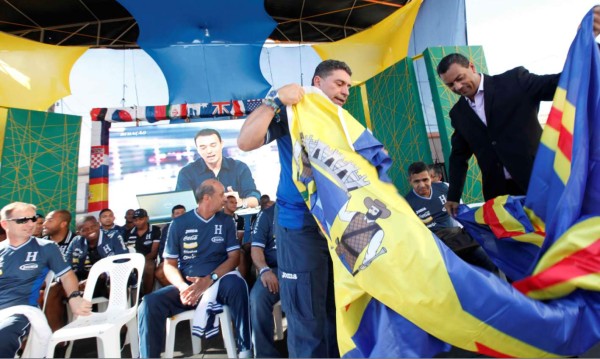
top-left (345, 58), bottom-right (432, 196)
top-left (0, 108), bottom-right (81, 216)
top-left (344, 84), bottom-right (367, 128)
top-left (423, 46), bottom-right (486, 204)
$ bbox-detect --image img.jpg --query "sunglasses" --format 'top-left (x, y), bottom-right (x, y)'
top-left (6, 216), bottom-right (38, 224)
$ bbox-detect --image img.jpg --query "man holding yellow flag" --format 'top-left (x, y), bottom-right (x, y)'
top-left (238, 60), bottom-right (356, 358)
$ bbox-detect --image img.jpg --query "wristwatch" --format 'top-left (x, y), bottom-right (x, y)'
top-left (210, 272), bottom-right (219, 282)
top-left (263, 90), bottom-right (283, 113)
top-left (67, 290), bottom-right (83, 302)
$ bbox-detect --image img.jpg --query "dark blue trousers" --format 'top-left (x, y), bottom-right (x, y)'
top-left (0, 314), bottom-right (30, 358)
top-left (138, 275), bottom-right (251, 358)
top-left (250, 268), bottom-right (281, 358)
top-left (276, 210), bottom-right (339, 358)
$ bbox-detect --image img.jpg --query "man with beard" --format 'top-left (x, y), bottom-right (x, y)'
top-left (42, 210), bottom-right (75, 257)
top-left (335, 197), bottom-right (390, 274)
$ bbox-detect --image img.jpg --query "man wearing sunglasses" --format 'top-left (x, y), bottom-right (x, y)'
top-left (0, 202), bottom-right (92, 358)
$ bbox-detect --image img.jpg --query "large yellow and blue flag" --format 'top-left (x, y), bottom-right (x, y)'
top-left (459, 6), bottom-right (600, 299)
top-left (287, 8), bottom-right (600, 356)
top-left (515, 6), bottom-right (600, 300)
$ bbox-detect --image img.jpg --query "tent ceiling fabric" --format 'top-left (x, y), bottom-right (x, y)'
top-left (118, 0), bottom-right (277, 103)
top-left (0, 0), bottom-right (410, 47)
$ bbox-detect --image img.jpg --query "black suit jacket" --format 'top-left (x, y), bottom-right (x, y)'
top-left (447, 67), bottom-right (560, 202)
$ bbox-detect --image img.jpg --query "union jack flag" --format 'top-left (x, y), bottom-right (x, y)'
top-left (212, 101), bottom-right (231, 116)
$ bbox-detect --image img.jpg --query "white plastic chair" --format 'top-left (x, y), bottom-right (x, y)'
top-left (17, 271), bottom-right (55, 358)
top-left (46, 253), bottom-right (145, 358)
top-left (41, 270), bottom-right (55, 312)
top-left (63, 296), bottom-right (110, 358)
top-left (163, 305), bottom-right (237, 358)
top-left (66, 296), bottom-right (109, 322)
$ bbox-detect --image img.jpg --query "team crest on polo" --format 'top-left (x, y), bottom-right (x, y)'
top-left (211, 236), bottom-right (224, 244)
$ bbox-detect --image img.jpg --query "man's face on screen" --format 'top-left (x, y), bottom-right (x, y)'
top-left (195, 134), bottom-right (223, 167)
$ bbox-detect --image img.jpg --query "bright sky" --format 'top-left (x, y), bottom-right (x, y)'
top-left (466, 0), bottom-right (598, 74)
top-left (56, 0), bottom-right (599, 167)
top-left (465, 0), bottom-right (598, 124)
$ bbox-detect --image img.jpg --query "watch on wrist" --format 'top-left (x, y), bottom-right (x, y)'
top-left (210, 272), bottom-right (219, 282)
top-left (67, 290), bottom-right (83, 302)
top-left (263, 90), bottom-right (283, 113)
top-left (267, 90), bottom-right (283, 107)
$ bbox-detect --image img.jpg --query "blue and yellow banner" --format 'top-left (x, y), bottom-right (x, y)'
top-left (459, 7), bottom-right (600, 300)
top-left (516, 6), bottom-right (600, 301)
top-left (452, 5), bottom-right (600, 354)
top-left (288, 10), bottom-right (600, 352)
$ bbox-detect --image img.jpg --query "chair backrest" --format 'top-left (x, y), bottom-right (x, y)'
top-left (41, 270), bottom-right (55, 313)
top-left (83, 253), bottom-right (145, 312)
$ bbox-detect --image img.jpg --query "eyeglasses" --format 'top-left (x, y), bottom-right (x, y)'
top-left (6, 216), bottom-right (38, 224)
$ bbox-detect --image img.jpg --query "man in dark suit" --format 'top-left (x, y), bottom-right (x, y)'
top-left (437, 54), bottom-right (559, 211)
top-left (437, 6), bottom-right (600, 217)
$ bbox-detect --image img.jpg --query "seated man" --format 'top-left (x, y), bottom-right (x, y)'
top-left (249, 199), bottom-right (282, 358)
top-left (0, 202), bottom-right (91, 358)
top-left (138, 179), bottom-right (251, 358)
top-left (405, 162), bottom-right (497, 272)
top-left (126, 209), bottom-right (160, 296)
top-left (42, 209), bottom-right (75, 258)
top-left (32, 213), bottom-right (44, 238)
top-left (223, 195), bottom-right (250, 280)
top-left (65, 216), bottom-right (129, 281)
top-left (122, 209), bottom-right (135, 235)
top-left (155, 204), bottom-right (186, 287)
top-left (98, 208), bottom-right (123, 234)
top-left (428, 163), bottom-right (448, 185)
top-left (45, 215), bottom-right (128, 332)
